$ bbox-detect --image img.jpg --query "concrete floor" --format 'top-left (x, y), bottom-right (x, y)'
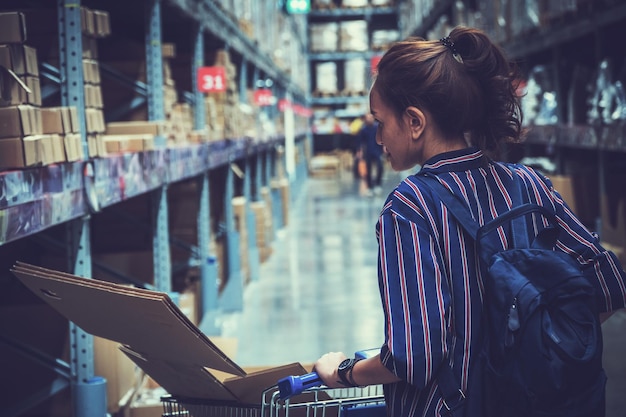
top-left (220, 167), bottom-right (626, 416)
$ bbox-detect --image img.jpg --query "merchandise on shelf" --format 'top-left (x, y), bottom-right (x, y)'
top-left (343, 58), bottom-right (367, 95)
top-left (339, 20), bottom-right (368, 52)
top-left (314, 62), bottom-right (339, 96)
top-left (309, 22), bottom-right (339, 52)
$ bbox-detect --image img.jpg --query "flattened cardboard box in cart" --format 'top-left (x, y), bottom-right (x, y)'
top-left (11, 262), bottom-right (313, 407)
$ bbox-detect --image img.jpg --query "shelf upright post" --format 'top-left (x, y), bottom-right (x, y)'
top-left (58, 1), bottom-right (106, 416)
top-left (146, 0), bottom-right (171, 293)
top-left (240, 58), bottom-right (248, 105)
top-left (192, 25), bottom-right (219, 335)
top-left (252, 65), bottom-right (264, 204)
top-left (192, 24), bottom-right (206, 131)
top-left (284, 90), bottom-right (296, 182)
top-left (219, 161), bottom-right (244, 311)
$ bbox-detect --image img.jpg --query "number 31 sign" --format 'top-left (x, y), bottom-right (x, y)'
top-left (197, 66), bottom-right (227, 93)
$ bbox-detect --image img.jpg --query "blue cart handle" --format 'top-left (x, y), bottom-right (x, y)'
top-left (277, 372), bottom-right (323, 399)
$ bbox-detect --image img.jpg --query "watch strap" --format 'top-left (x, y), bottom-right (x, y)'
top-left (338, 358), bottom-right (363, 387)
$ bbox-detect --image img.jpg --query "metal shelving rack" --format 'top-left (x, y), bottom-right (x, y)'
top-left (0, 0), bottom-right (311, 416)
top-left (306, 3), bottom-right (401, 153)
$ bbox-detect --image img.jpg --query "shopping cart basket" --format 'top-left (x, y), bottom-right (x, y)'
top-left (161, 373), bottom-right (385, 417)
top-left (162, 350), bottom-right (385, 417)
top-left (161, 395), bottom-right (263, 416)
top-left (260, 369), bottom-right (386, 417)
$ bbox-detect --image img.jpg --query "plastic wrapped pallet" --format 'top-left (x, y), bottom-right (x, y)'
top-left (371, 29), bottom-right (400, 51)
top-left (309, 22), bottom-right (339, 52)
top-left (342, 0), bottom-right (368, 7)
top-left (315, 62), bottom-right (339, 96)
top-left (339, 20), bottom-right (368, 52)
top-left (343, 58), bottom-right (367, 95)
top-left (313, 0), bottom-right (335, 9)
top-left (371, 0), bottom-right (394, 5)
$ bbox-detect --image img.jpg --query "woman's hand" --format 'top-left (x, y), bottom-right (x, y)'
top-left (313, 351), bottom-right (349, 388)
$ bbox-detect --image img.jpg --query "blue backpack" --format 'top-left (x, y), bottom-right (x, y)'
top-left (417, 175), bottom-right (606, 417)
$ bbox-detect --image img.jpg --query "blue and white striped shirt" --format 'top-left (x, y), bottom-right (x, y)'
top-left (376, 147), bottom-right (626, 416)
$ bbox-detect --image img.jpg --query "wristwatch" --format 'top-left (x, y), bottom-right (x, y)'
top-left (337, 358), bottom-right (362, 387)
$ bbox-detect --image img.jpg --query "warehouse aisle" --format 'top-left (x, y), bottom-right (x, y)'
top-left (220, 164), bottom-right (407, 368)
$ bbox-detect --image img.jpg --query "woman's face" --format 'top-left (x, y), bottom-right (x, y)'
top-left (369, 87), bottom-right (422, 171)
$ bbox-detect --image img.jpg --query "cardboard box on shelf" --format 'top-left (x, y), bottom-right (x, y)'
top-left (103, 134), bottom-right (154, 154)
top-left (0, 44), bottom-right (39, 76)
top-left (93, 9), bottom-right (111, 38)
top-left (63, 133), bottom-right (84, 162)
top-left (106, 121), bottom-right (165, 136)
top-left (0, 105), bottom-right (42, 138)
top-left (83, 59), bottom-right (101, 84)
top-left (0, 12), bottom-right (27, 44)
top-left (0, 68), bottom-right (41, 107)
top-left (0, 136), bottom-right (39, 168)
top-left (548, 174), bottom-right (577, 214)
top-left (94, 336), bottom-right (140, 414)
top-left (41, 107), bottom-right (74, 134)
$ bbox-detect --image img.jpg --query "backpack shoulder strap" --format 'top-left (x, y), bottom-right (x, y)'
top-left (415, 173), bottom-right (558, 256)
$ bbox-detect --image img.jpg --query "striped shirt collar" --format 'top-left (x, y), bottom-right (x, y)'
top-left (419, 146), bottom-right (489, 173)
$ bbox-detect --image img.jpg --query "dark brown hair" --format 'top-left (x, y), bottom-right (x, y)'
top-left (373, 26), bottom-right (524, 156)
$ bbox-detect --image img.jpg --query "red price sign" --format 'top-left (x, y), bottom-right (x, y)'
top-left (254, 89), bottom-right (273, 106)
top-left (371, 55), bottom-right (382, 75)
top-left (197, 66), bottom-right (226, 93)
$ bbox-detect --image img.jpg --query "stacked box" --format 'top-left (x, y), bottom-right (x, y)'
top-left (232, 197), bottom-right (250, 284)
top-left (100, 41), bottom-right (185, 146)
top-left (40, 106), bottom-right (84, 162)
top-left (342, 0), bottom-right (369, 7)
top-left (251, 200), bottom-right (272, 263)
top-left (0, 12), bottom-right (68, 169)
top-left (315, 62), bottom-right (338, 96)
top-left (309, 23), bottom-right (339, 53)
top-left (343, 58), bottom-right (367, 95)
top-left (204, 49), bottom-right (251, 141)
top-left (339, 20), bottom-right (368, 52)
top-left (371, 29), bottom-right (400, 51)
top-left (79, 7), bottom-right (110, 156)
top-left (260, 186), bottom-right (274, 252)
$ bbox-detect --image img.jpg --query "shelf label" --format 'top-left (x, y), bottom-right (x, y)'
top-left (371, 55), bottom-right (382, 75)
top-left (197, 66), bottom-right (226, 93)
top-left (254, 88), bottom-right (274, 106)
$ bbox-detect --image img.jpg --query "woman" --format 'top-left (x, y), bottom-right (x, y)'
top-left (313, 26), bottom-right (626, 416)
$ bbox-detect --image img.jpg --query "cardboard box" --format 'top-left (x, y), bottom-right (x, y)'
top-left (0, 136), bottom-right (41, 168)
top-left (93, 10), bottom-right (111, 38)
top-left (0, 68), bottom-right (41, 107)
top-left (0, 105), bottom-right (42, 138)
top-left (81, 7), bottom-right (96, 37)
top-left (0, 44), bottom-right (39, 76)
top-left (83, 59), bottom-right (101, 84)
top-left (86, 108), bottom-right (105, 133)
top-left (68, 106), bottom-right (80, 133)
top-left (548, 174), bottom-right (577, 214)
top-left (106, 121), bottom-right (165, 136)
top-left (11, 262), bottom-right (317, 406)
top-left (64, 133), bottom-right (84, 162)
top-left (0, 12), bottom-right (27, 44)
top-left (94, 336), bottom-right (140, 414)
top-left (41, 107), bottom-right (74, 134)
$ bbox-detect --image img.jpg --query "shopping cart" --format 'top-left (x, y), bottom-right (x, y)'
top-left (262, 379), bottom-right (386, 417)
top-left (161, 350), bottom-right (386, 417)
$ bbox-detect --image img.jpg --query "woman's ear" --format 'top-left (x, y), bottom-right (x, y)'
top-left (404, 106), bottom-right (426, 140)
